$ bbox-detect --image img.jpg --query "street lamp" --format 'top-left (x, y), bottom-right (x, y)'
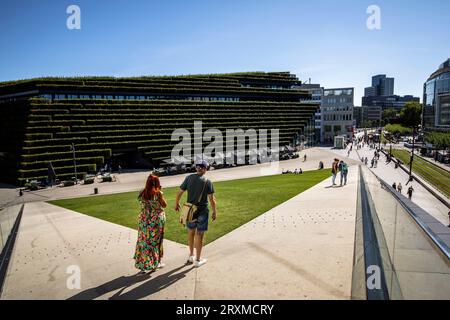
top-left (378, 128), bottom-right (382, 150)
top-left (409, 127), bottom-right (416, 181)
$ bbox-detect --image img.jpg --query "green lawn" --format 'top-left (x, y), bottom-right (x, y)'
top-left (391, 149), bottom-right (450, 198)
top-left (48, 170), bottom-right (330, 245)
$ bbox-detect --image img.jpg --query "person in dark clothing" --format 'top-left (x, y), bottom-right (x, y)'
top-left (448, 211), bottom-right (450, 228)
top-left (331, 158), bottom-right (339, 186)
top-left (407, 186), bottom-right (414, 200)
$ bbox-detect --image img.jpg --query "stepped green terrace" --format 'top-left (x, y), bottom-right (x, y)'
top-left (0, 72), bottom-right (319, 185)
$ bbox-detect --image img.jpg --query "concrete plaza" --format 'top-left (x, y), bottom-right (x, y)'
top-left (1, 148), bottom-right (360, 300)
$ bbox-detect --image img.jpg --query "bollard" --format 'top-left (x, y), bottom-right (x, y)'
top-left (94, 187), bottom-right (98, 194)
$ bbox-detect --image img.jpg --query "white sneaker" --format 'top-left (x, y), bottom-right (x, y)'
top-left (194, 258), bottom-right (207, 268)
top-left (187, 255), bottom-right (195, 264)
top-left (157, 262), bottom-right (165, 269)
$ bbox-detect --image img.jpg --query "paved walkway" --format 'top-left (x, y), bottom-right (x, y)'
top-left (326, 145), bottom-right (449, 226)
top-left (12, 147), bottom-right (357, 202)
top-left (1, 165), bottom-right (358, 300)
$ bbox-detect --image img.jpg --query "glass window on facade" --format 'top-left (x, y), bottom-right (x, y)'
top-left (438, 94), bottom-right (450, 126)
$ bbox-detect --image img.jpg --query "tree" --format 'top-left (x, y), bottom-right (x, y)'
top-left (426, 131), bottom-right (450, 151)
top-left (400, 101), bottom-right (423, 179)
top-left (382, 108), bottom-right (398, 125)
top-left (362, 120), bottom-right (374, 128)
top-left (384, 124), bottom-right (412, 137)
top-left (400, 101), bottom-right (422, 128)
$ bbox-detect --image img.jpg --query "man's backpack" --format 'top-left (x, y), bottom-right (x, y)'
top-left (342, 163), bottom-right (348, 173)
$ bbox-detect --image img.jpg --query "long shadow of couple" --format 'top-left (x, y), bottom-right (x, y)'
top-left (67, 263), bottom-right (194, 300)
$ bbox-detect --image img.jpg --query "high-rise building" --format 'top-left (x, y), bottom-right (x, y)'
top-left (423, 59), bottom-right (450, 132)
top-left (362, 74), bottom-right (420, 123)
top-left (353, 106), bottom-right (363, 128)
top-left (321, 88), bottom-right (354, 142)
top-left (364, 87), bottom-right (376, 97)
top-left (362, 105), bottom-right (383, 125)
top-left (362, 95), bottom-right (420, 111)
top-left (366, 74), bottom-right (395, 97)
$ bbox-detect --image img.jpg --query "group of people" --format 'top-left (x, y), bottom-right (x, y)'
top-left (392, 182), bottom-right (414, 199)
top-left (134, 159), bottom-right (217, 273)
top-left (331, 158), bottom-right (349, 186)
top-left (282, 168), bottom-right (303, 174)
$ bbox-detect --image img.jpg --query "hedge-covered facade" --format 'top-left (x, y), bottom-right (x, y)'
top-left (0, 72), bottom-right (319, 185)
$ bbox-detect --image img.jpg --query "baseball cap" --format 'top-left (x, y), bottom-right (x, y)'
top-left (195, 159), bottom-right (209, 168)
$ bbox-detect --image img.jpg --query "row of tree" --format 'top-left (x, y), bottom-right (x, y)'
top-left (382, 101), bottom-right (449, 151)
top-left (425, 131), bottom-right (450, 150)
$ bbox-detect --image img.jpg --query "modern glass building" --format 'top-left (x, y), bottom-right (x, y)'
top-left (423, 59), bottom-right (450, 132)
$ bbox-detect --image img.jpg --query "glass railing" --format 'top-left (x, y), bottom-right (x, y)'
top-left (0, 204), bottom-right (23, 255)
top-left (1, 190), bottom-right (24, 296)
top-left (352, 165), bottom-right (450, 300)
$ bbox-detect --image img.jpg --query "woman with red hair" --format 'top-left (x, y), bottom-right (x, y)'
top-left (134, 174), bottom-right (168, 272)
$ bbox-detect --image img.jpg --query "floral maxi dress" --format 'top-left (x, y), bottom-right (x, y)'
top-left (134, 193), bottom-right (165, 271)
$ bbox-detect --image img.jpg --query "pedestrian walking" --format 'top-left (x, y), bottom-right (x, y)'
top-left (331, 158), bottom-right (339, 186)
top-left (392, 182), bottom-right (397, 190)
top-left (448, 211), bottom-right (450, 228)
top-left (397, 183), bottom-right (403, 194)
top-left (365, 157), bottom-right (368, 166)
top-left (370, 158), bottom-right (374, 168)
top-left (407, 186), bottom-right (414, 200)
top-left (175, 160), bottom-right (217, 267)
top-left (304, 154), bottom-right (307, 162)
top-left (340, 161), bottom-right (349, 186)
top-left (134, 174), bottom-right (168, 273)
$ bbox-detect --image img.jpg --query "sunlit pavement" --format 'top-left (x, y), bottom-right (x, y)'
top-left (1, 150), bottom-right (359, 300)
top-left (325, 145), bottom-right (449, 226)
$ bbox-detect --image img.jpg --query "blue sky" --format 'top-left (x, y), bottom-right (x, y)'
top-left (0, 0), bottom-right (449, 105)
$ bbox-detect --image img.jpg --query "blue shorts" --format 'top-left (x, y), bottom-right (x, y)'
top-left (187, 207), bottom-right (209, 232)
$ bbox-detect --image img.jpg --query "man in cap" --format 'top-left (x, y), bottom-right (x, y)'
top-left (175, 159), bottom-right (217, 267)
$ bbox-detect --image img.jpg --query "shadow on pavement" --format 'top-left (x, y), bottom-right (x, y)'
top-left (109, 264), bottom-right (194, 300)
top-left (67, 264), bottom-right (194, 300)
